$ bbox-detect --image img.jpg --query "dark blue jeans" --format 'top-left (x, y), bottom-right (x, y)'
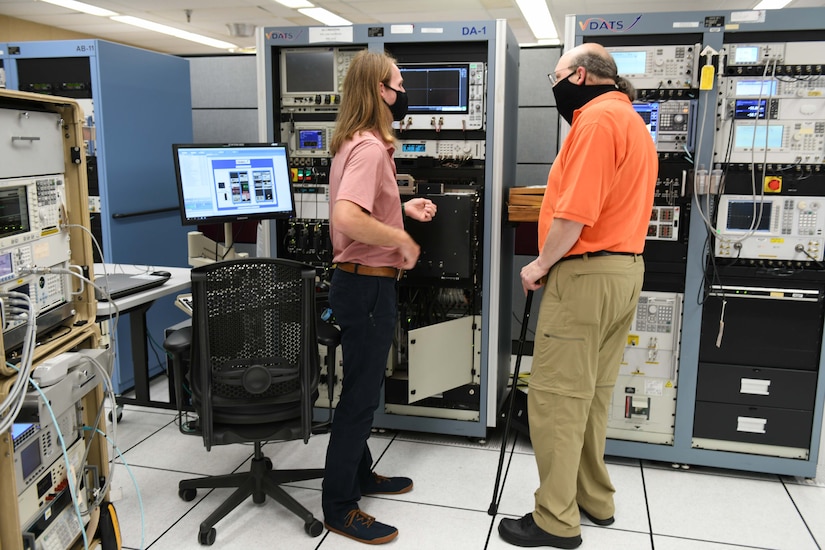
top-left (322, 269), bottom-right (397, 520)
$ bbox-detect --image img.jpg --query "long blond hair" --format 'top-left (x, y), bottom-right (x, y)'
top-left (330, 50), bottom-right (396, 155)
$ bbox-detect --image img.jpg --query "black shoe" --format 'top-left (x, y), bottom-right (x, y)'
top-left (361, 472), bottom-right (413, 495)
top-left (578, 506), bottom-right (614, 526)
top-left (498, 513), bottom-right (582, 548)
top-left (324, 509), bottom-right (398, 545)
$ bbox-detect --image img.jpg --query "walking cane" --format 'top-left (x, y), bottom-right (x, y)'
top-left (488, 289), bottom-right (533, 515)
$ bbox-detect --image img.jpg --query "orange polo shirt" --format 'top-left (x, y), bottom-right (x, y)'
top-left (538, 91), bottom-right (658, 256)
top-left (329, 130), bottom-right (404, 267)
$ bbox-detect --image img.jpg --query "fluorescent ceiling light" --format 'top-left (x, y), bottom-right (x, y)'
top-left (39, 0), bottom-right (117, 17)
top-left (274, 0), bottom-right (314, 8)
top-left (514, 0), bottom-right (558, 41)
top-left (111, 16), bottom-right (239, 50)
top-left (298, 7), bottom-right (352, 26)
top-left (753, 0), bottom-right (792, 8)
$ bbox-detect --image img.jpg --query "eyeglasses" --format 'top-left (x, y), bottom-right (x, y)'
top-left (547, 66), bottom-right (578, 86)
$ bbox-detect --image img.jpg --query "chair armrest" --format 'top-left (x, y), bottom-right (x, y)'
top-left (316, 320), bottom-right (341, 349)
top-left (163, 325), bottom-right (192, 354)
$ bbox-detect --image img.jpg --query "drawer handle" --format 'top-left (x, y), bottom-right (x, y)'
top-left (12, 136), bottom-right (41, 142)
top-left (740, 378), bottom-right (770, 396)
top-left (737, 416), bottom-right (767, 434)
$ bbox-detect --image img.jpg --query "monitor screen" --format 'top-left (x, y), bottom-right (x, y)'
top-left (734, 46), bottom-right (760, 64)
top-left (173, 143), bottom-right (295, 225)
top-left (633, 103), bottom-right (659, 143)
top-left (0, 186), bottom-right (30, 240)
top-left (297, 129), bottom-right (325, 152)
top-left (734, 79), bottom-right (777, 97)
top-left (726, 201), bottom-right (772, 231)
top-left (733, 124), bottom-right (784, 149)
top-left (399, 63), bottom-right (470, 114)
top-left (612, 51), bottom-right (647, 75)
top-left (281, 49), bottom-right (336, 94)
top-left (733, 99), bottom-right (768, 119)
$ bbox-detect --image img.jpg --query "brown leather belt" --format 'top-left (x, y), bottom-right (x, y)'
top-left (336, 262), bottom-right (401, 279)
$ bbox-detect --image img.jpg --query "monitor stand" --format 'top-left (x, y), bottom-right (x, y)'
top-left (187, 222), bottom-right (249, 267)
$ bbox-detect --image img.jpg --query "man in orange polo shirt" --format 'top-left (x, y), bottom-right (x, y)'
top-left (499, 43), bottom-right (658, 549)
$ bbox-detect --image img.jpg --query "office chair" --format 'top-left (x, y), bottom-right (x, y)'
top-left (164, 258), bottom-right (326, 545)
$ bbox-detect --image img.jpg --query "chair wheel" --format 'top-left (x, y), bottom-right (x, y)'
top-left (179, 488), bottom-right (197, 501)
top-left (305, 519), bottom-right (323, 537)
top-left (108, 406), bottom-right (123, 423)
top-left (198, 527), bottom-right (216, 545)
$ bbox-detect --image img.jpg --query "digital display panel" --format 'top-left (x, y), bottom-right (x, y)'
top-left (633, 103), bottom-right (659, 143)
top-left (734, 125), bottom-right (784, 149)
top-left (734, 46), bottom-right (760, 64)
top-left (734, 99), bottom-right (768, 119)
top-left (11, 423), bottom-right (33, 441)
top-left (20, 440), bottom-right (41, 479)
top-left (734, 79), bottom-right (777, 97)
top-left (402, 143), bottom-right (426, 153)
top-left (399, 64), bottom-right (470, 114)
top-left (298, 130), bottom-right (324, 150)
top-left (282, 49), bottom-right (336, 94)
top-left (173, 143), bottom-right (295, 225)
top-left (726, 201), bottom-right (772, 231)
top-left (0, 186), bottom-right (30, 239)
top-left (0, 252), bottom-right (13, 278)
top-left (612, 51), bottom-right (647, 75)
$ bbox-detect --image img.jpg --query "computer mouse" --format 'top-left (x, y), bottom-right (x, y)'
top-left (151, 270), bottom-right (171, 278)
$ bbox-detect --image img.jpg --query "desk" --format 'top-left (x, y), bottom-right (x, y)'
top-left (95, 264), bottom-right (191, 409)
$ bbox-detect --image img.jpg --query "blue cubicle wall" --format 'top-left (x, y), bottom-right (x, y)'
top-left (2, 40), bottom-right (192, 392)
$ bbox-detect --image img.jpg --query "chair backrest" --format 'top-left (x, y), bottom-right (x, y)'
top-left (188, 258), bottom-right (319, 449)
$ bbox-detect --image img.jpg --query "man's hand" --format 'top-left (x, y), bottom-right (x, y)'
top-left (403, 198), bottom-right (437, 222)
top-left (398, 237), bottom-right (421, 270)
top-left (520, 257), bottom-right (550, 295)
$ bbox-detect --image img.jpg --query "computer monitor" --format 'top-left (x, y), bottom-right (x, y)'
top-left (399, 63), bottom-right (471, 114)
top-left (173, 143), bottom-right (295, 226)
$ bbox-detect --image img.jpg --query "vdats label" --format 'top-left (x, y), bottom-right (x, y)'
top-left (266, 31), bottom-right (295, 40)
top-left (578, 15), bottom-right (643, 32)
top-left (462, 26), bottom-right (487, 36)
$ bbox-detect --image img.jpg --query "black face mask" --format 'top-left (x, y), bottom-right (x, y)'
top-left (385, 85), bottom-right (409, 121)
top-left (553, 78), bottom-right (618, 125)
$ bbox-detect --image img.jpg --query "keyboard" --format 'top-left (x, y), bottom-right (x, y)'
top-left (175, 293), bottom-right (193, 316)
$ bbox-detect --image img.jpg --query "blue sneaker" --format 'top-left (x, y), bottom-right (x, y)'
top-left (361, 473), bottom-right (414, 495)
top-left (324, 509), bottom-right (398, 545)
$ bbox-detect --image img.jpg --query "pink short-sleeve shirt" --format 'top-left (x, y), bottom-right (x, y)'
top-left (329, 130), bottom-right (404, 267)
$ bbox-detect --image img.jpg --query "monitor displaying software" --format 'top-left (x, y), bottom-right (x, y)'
top-left (173, 143), bottom-right (295, 225)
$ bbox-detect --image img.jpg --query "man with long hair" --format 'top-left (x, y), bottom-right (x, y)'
top-left (322, 50), bottom-right (437, 545)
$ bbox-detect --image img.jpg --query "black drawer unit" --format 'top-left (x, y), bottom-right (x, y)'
top-left (693, 401), bottom-right (814, 449)
top-left (695, 280), bottom-right (824, 455)
top-left (699, 284), bottom-right (824, 371)
top-left (696, 363), bottom-right (818, 411)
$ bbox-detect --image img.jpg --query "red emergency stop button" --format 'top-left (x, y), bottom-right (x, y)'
top-left (764, 177), bottom-right (782, 192)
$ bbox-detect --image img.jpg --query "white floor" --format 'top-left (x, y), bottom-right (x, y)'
top-left (105, 374), bottom-right (825, 550)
